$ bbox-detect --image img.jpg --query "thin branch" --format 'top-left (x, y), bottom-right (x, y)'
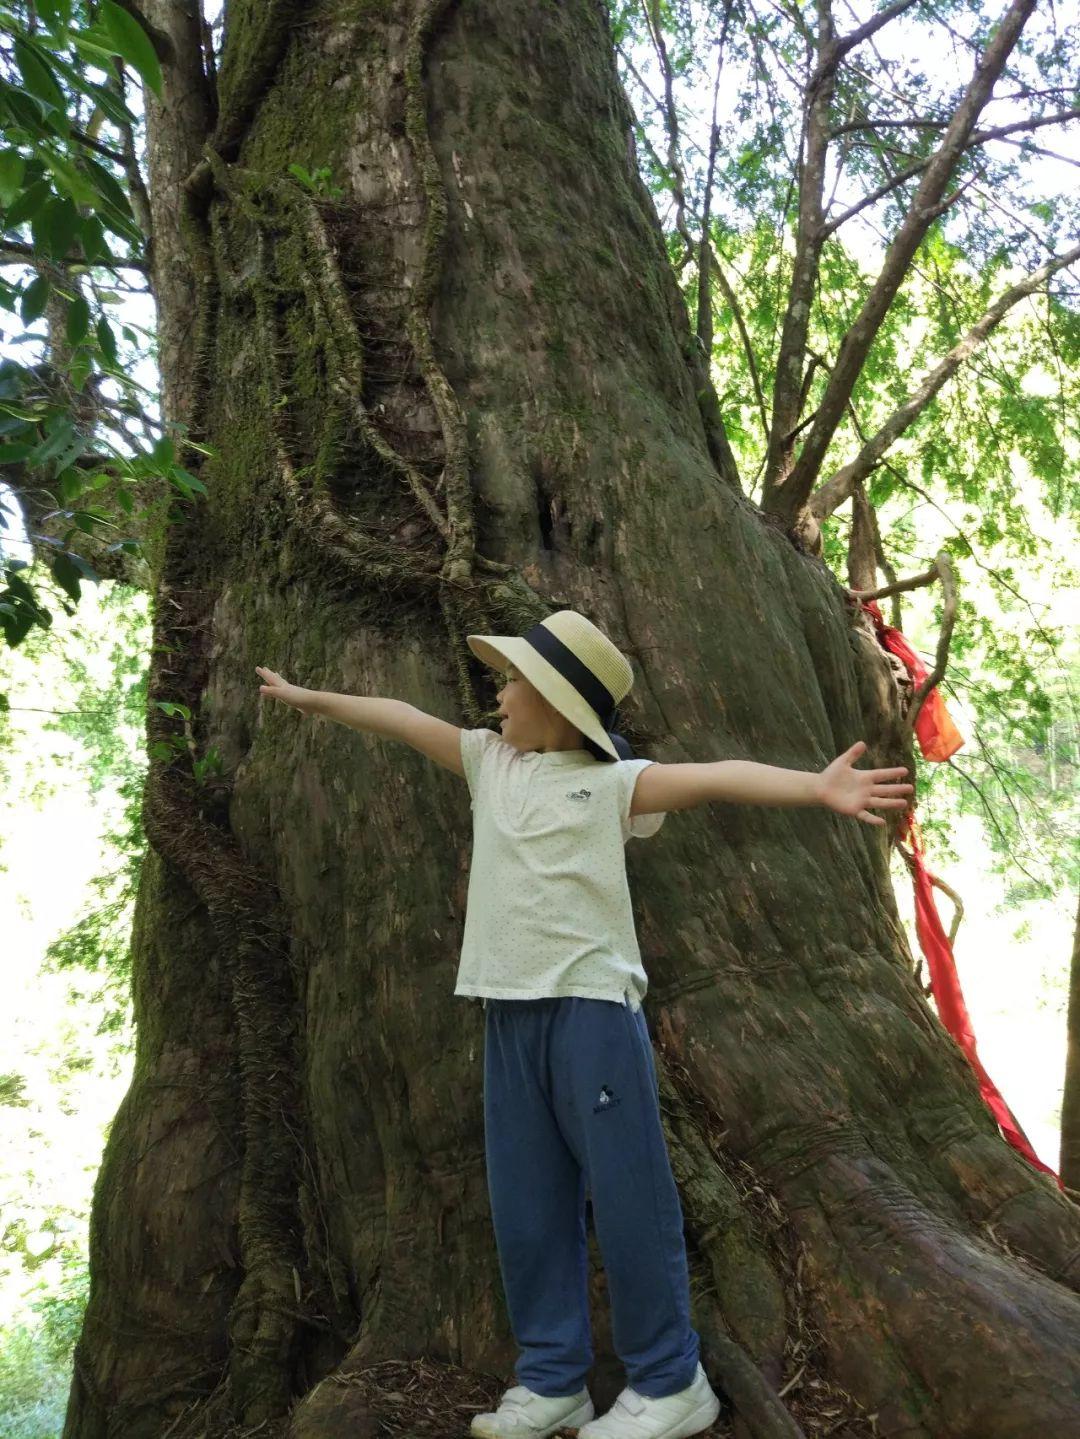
top-left (0, 242), bottom-right (149, 273)
top-left (696, 4), bottom-right (735, 358)
top-left (708, 241), bottom-right (770, 441)
top-left (68, 125), bottom-right (129, 166)
top-left (810, 240), bottom-right (1080, 520)
top-left (944, 756), bottom-right (1045, 888)
top-left (105, 65), bottom-right (153, 245)
top-left (822, 106), bottom-right (1080, 237)
top-left (902, 552), bottom-right (957, 739)
top-left (3, 706), bottom-right (121, 717)
top-left (830, 103), bottom-right (1080, 141)
top-left (767, 0), bottom-right (1040, 524)
top-left (833, 0), bottom-right (923, 59)
top-left (874, 466), bottom-right (1079, 730)
top-left (643, 0), bottom-right (695, 265)
top-left (847, 560), bottom-right (943, 602)
top-left (761, 0), bottom-right (840, 492)
top-left (895, 843), bottom-right (964, 951)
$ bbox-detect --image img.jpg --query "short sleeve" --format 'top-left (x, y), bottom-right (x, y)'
top-left (617, 758), bottom-right (667, 841)
top-left (460, 726), bottom-right (499, 803)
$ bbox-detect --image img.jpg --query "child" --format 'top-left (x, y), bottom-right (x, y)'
top-left (256, 609), bottom-right (912, 1439)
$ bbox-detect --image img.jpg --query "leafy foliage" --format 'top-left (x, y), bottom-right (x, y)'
top-left (0, 0), bottom-right (212, 652)
top-left (612, 0), bottom-right (1079, 893)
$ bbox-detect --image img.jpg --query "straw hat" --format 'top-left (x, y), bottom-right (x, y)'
top-left (466, 610), bottom-right (636, 762)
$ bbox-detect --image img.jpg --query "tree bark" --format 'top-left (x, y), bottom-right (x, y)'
top-left (64, 3), bottom-right (1080, 1438)
top-left (1061, 888), bottom-right (1080, 1193)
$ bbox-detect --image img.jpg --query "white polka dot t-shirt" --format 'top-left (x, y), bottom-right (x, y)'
top-left (455, 727), bottom-right (666, 1012)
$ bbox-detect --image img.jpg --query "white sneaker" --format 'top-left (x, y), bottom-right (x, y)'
top-left (576, 1362), bottom-right (721, 1439)
top-left (470, 1382), bottom-right (595, 1438)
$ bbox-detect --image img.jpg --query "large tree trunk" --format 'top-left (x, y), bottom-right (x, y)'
top-left (63, 3), bottom-right (1080, 1437)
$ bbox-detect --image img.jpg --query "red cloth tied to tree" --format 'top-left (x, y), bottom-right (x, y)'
top-left (856, 597), bottom-right (1063, 1189)
top-left (896, 809), bottom-right (1063, 1187)
top-left (860, 598), bottom-right (964, 761)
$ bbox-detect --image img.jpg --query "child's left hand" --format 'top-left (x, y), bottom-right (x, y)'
top-left (818, 740), bottom-right (913, 825)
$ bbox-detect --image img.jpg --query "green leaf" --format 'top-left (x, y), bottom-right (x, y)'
top-left (0, 440), bottom-right (36, 463)
top-left (26, 415), bottom-right (76, 467)
top-left (82, 81), bottom-right (135, 129)
top-left (69, 349), bottom-right (93, 393)
top-left (58, 467), bottom-right (85, 503)
top-left (99, 1), bottom-right (164, 99)
top-left (78, 213), bottom-right (110, 264)
top-left (95, 315), bottom-right (118, 363)
top-left (66, 293), bottom-right (91, 345)
top-left (51, 549), bottom-right (84, 601)
top-left (68, 33), bottom-right (126, 68)
top-left (169, 465), bottom-right (208, 496)
top-left (0, 82), bottom-right (51, 140)
top-left (51, 429), bottom-right (88, 475)
top-left (5, 175), bottom-right (53, 229)
top-left (0, 149), bottom-right (26, 207)
top-left (40, 148), bottom-right (98, 207)
top-left (20, 275), bottom-right (50, 324)
top-left (71, 507), bottom-right (115, 533)
top-left (13, 38), bottom-right (68, 131)
top-left (78, 153), bottom-right (135, 223)
top-left (151, 433), bottom-right (175, 466)
top-left (36, 0), bottom-right (75, 33)
top-left (37, 194), bottom-right (79, 260)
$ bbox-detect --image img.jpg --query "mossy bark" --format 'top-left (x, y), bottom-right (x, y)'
top-left (63, 3), bottom-right (1080, 1437)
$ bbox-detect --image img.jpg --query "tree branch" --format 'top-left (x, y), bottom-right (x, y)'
top-left (847, 560), bottom-right (944, 602)
top-left (0, 242), bottom-right (149, 273)
top-left (765, 0), bottom-right (1039, 528)
top-left (106, 66), bottom-right (154, 245)
top-left (709, 242), bottom-right (771, 442)
top-left (902, 551), bottom-right (957, 740)
top-left (695, 5), bottom-right (735, 361)
top-left (833, 0), bottom-right (923, 59)
top-left (823, 106), bottom-right (1080, 237)
top-left (762, 0), bottom-right (840, 494)
top-left (810, 239), bottom-right (1080, 521)
top-left (829, 103), bottom-right (1080, 141)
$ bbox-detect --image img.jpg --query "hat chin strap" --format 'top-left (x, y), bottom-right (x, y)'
top-left (522, 622), bottom-right (636, 761)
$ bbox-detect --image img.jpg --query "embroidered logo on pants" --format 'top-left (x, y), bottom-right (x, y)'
top-left (593, 1084), bottom-right (622, 1114)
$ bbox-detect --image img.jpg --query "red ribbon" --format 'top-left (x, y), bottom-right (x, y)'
top-left (896, 810), bottom-right (1062, 1187)
top-left (855, 597), bottom-right (1063, 1188)
top-left (859, 598), bottom-right (963, 761)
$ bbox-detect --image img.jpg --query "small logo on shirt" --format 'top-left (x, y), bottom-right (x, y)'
top-left (593, 1084), bottom-right (622, 1114)
top-left (567, 788), bottom-right (592, 802)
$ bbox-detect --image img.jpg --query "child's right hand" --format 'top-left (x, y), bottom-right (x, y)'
top-left (256, 666), bottom-right (315, 714)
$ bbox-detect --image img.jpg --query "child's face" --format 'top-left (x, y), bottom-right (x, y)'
top-left (495, 665), bottom-right (575, 753)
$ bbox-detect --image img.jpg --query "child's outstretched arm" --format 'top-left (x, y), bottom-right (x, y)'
top-left (254, 667), bottom-right (465, 777)
top-left (630, 740), bottom-right (912, 827)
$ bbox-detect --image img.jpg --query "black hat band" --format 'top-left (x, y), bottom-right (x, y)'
top-left (522, 621), bottom-right (618, 728)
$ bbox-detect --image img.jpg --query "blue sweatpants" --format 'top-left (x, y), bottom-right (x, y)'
top-left (483, 994), bottom-right (701, 1399)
